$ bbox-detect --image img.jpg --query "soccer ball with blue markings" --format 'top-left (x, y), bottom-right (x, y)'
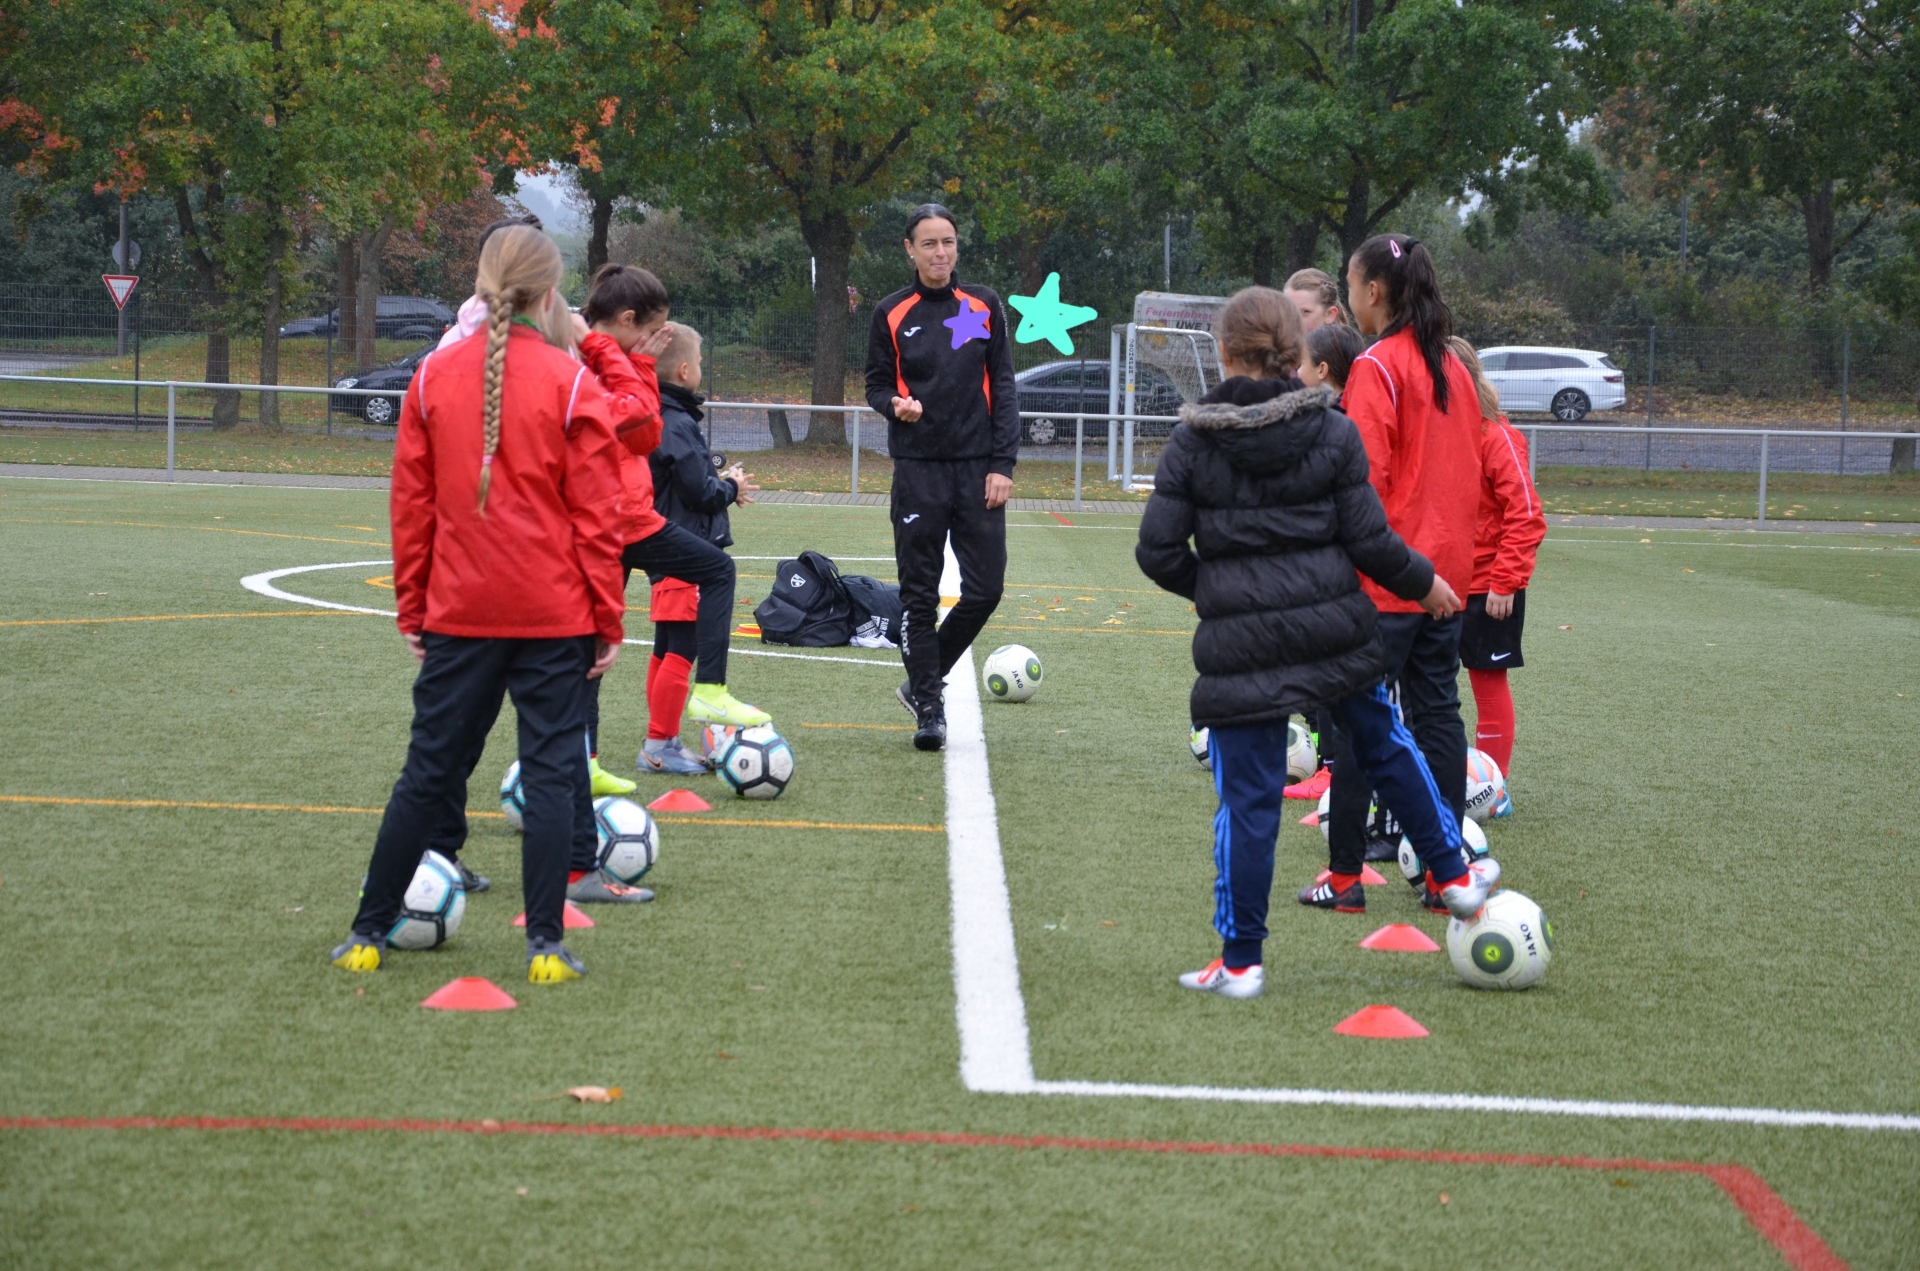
top-left (716, 724), bottom-right (794, 800)
top-left (593, 796), bottom-right (659, 884)
top-left (384, 850), bottom-right (467, 950)
top-left (499, 761), bottom-right (526, 832)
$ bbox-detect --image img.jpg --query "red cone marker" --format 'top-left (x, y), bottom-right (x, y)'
top-left (1358, 923), bottom-right (1442, 953)
top-left (648, 789), bottom-right (712, 812)
top-left (1315, 865), bottom-right (1390, 886)
top-left (511, 901), bottom-right (595, 929)
top-left (1333, 1005), bottom-right (1429, 1038)
top-left (422, 978), bottom-right (518, 1011)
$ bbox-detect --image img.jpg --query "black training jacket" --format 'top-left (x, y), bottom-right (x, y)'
top-left (863, 277), bottom-right (1020, 475)
top-left (648, 382), bottom-right (736, 548)
top-left (1136, 377), bottom-right (1435, 730)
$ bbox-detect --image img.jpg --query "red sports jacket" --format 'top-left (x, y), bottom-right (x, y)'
top-left (1472, 415), bottom-right (1547, 596)
top-left (1342, 328), bottom-right (1483, 613)
top-left (390, 326), bottom-right (628, 644)
top-left (574, 333), bottom-right (665, 545)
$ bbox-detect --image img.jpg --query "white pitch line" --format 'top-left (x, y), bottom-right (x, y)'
top-left (1548, 537), bottom-right (1920, 553)
top-left (242, 560), bottom-right (901, 669)
top-left (939, 567), bottom-right (1920, 1130)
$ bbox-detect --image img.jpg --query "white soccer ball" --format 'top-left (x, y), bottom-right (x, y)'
top-left (385, 850), bottom-right (467, 950)
top-left (1465, 748), bottom-right (1509, 824)
top-left (1286, 718), bottom-right (1318, 783)
top-left (1447, 890), bottom-right (1553, 990)
top-left (699, 723), bottom-right (739, 764)
top-left (499, 761), bottom-right (525, 833)
top-left (1189, 727), bottom-right (1211, 771)
top-left (717, 724), bottom-right (794, 800)
top-left (592, 796), bottom-right (659, 884)
top-left (1397, 816), bottom-right (1489, 884)
top-left (981, 644), bottom-right (1042, 703)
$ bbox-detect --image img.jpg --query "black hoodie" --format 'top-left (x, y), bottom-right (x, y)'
top-left (648, 382), bottom-right (737, 549)
top-left (1136, 376), bottom-right (1435, 729)
top-left (863, 276), bottom-right (1021, 474)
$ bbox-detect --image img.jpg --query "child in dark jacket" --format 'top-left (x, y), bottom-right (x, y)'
top-left (1137, 287), bottom-right (1499, 998)
top-left (641, 324), bottom-right (761, 773)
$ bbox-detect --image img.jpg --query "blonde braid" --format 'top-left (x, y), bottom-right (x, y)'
top-left (476, 290), bottom-right (514, 515)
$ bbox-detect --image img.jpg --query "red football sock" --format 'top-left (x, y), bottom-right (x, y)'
top-left (1468, 668), bottom-right (1515, 776)
top-left (647, 653), bottom-right (693, 742)
top-left (568, 870), bottom-right (588, 885)
top-left (1327, 872), bottom-right (1362, 892)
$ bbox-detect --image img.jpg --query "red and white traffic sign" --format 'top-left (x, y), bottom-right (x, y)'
top-left (103, 274), bottom-right (139, 309)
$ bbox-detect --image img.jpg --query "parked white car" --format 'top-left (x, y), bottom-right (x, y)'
top-left (1474, 346), bottom-right (1627, 421)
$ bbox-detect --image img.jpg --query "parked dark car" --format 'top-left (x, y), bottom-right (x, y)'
top-left (1013, 360), bottom-right (1184, 445)
top-left (280, 296), bottom-right (455, 342)
top-left (330, 343), bottom-right (433, 426)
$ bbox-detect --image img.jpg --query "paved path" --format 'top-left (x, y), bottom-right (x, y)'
top-left (4, 463), bottom-right (1916, 535)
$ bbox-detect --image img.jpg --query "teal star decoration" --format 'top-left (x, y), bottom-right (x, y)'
top-left (1007, 273), bottom-right (1098, 355)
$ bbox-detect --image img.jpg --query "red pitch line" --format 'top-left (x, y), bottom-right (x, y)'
top-left (1048, 511), bottom-right (1076, 527)
top-left (0, 1116), bottom-right (1844, 1270)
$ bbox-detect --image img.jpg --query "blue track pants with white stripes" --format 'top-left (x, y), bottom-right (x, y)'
top-left (1208, 683), bottom-right (1467, 968)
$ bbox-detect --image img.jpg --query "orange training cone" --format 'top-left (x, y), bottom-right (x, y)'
top-left (422, 977), bottom-right (518, 1012)
top-left (1333, 1005), bottom-right (1429, 1038)
top-left (1358, 923), bottom-right (1442, 953)
top-left (511, 901), bottom-right (595, 929)
top-left (648, 788), bottom-right (712, 812)
top-left (1315, 865), bottom-right (1390, 886)
top-left (1299, 812), bottom-right (1319, 827)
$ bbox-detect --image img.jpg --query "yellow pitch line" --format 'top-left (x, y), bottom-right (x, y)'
top-left (0, 794), bottom-right (940, 834)
top-left (2, 517), bottom-right (390, 548)
top-left (0, 610), bottom-right (354, 628)
top-left (795, 722), bottom-right (914, 731)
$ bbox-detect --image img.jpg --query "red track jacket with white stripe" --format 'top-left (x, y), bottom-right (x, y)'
top-left (1472, 415), bottom-right (1547, 596)
top-left (1341, 327), bottom-right (1483, 613)
top-left (390, 325), bottom-right (629, 644)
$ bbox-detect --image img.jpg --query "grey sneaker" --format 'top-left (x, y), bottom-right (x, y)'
top-left (640, 737), bottom-right (711, 775)
top-left (527, 936), bottom-right (586, 983)
top-left (566, 869), bottom-right (655, 904)
top-left (896, 680), bottom-right (918, 718)
top-left (454, 859), bottom-right (490, 893)
top-left (1437, 857), bottom-right (1500, 920)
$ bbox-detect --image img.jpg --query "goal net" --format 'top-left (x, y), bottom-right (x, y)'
top-left (1106, 292), bottom-right (1227, 486)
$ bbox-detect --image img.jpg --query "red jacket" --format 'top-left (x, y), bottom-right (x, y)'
top-left (1473, 415), bottom-right (1547, 596)
top-left (575, 334), bottom-right (665, 544)
top-left (1342, 328), bottom-right (1483, 613)
top-left (390, 326), bottom-right (628, 644)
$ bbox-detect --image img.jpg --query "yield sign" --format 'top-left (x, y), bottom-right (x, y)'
top-left (103, 274), bottom-right (139, 309)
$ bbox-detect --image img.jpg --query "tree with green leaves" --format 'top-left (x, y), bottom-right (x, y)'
top-left (659, 0), bottom-right (1019, 413)
top-left (1632, 0), bottom-right (1911, 292)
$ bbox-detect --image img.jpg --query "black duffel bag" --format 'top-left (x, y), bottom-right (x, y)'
top-left (841, 574), bottom-right (903, 647)
top-left (754, 550), bottom-right (857, 647)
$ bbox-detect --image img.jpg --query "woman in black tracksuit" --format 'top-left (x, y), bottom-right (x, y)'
top-left (864, 203), bottom-right (1020, 751)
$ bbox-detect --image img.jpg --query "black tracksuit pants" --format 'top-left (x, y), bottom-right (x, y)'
top-left (424, 688), bottom-right (597, 874)
top-left (354, 634), bottom-right (594, 945)
top-left (892, 457), bottom-right (1006, 710)
top-left (1327, 611), bottom-right (1469, 876)
top-left (583, 521), bottom-right (736, 753)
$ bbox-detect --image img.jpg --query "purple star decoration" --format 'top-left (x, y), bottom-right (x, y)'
top-left (943, 302), bottom-right (991, 350)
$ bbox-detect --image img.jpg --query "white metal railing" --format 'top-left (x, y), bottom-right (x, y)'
top-left (2, 373), bottom-right (1915, 520)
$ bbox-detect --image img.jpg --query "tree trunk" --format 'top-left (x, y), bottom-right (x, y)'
top-left (1894, 437), bottom-right (1916, 474)
top-left (1286, 221), bottom-right (1319, 275)
top-left (259, 231), bottom-right (284, 431)
top-left (1801, 182), bottom-right (1836, 292)
top-left (768, 408), bottom-right (795, 449)
top-left (799, 210), bottom-right (855, 442)
top-left (354, 215), bottom-right (396, 370)
top-left (587, 193), bottom-right (613, 276)
top-left (336, 234), bottom-right (359, 353)
top-left (1338, 174), bottom-right (1372, 262)
top-left (173, 183), bottom-right (240, 429)
top-left (1249, 232), bottom-right (1275, 287)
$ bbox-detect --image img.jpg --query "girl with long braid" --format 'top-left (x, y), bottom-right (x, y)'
top-left (331, 224), bottom-right (629, 985)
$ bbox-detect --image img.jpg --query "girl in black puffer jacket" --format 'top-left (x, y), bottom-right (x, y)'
top-left (1137, 287), bottom-right (1497, 999)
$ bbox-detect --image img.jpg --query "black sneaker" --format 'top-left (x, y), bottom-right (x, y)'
top-left (1297, 877), bottom-right (1366, 912)
top-left (1362, 836), bottom-right (1399, 863)
top-left (913, 705), bottom-right (947, 752)
top-left (896, 680), bottom-right (919, 718)
top-left (454, 859), bottom-right (490, 893)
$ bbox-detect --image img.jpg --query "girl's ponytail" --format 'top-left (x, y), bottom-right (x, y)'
top-left (1350, 233), bottom-right (1452, 411)
top-left (469, 223), bottom-right (565, 516)
top-left (1447, 335), bottom-right (1500, 428)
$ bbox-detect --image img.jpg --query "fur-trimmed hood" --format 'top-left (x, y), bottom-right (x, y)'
top-left (1177, 379), bottom-right (1341, 476)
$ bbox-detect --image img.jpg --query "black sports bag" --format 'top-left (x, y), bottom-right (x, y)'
top-left (753, 550), bottom-right (857, 647)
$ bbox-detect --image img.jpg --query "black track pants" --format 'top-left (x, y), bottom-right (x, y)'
top-left (1326, 611), bottom-right (1468, 875)
top-left (622, 522), bottom-right (736, 687)
top-left (428, 685), bottom-right (595, 874)
top-left (354, 634), bottom-right (594, 945)
top-left (892, 457), bottom-right (1007, 709)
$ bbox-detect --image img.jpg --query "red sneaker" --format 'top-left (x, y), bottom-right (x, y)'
top-left (1284, 768), bottom-right (1331, 800)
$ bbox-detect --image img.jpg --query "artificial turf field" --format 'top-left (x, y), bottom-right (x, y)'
top-left (1, 476), bottom-right (1917, 1269)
